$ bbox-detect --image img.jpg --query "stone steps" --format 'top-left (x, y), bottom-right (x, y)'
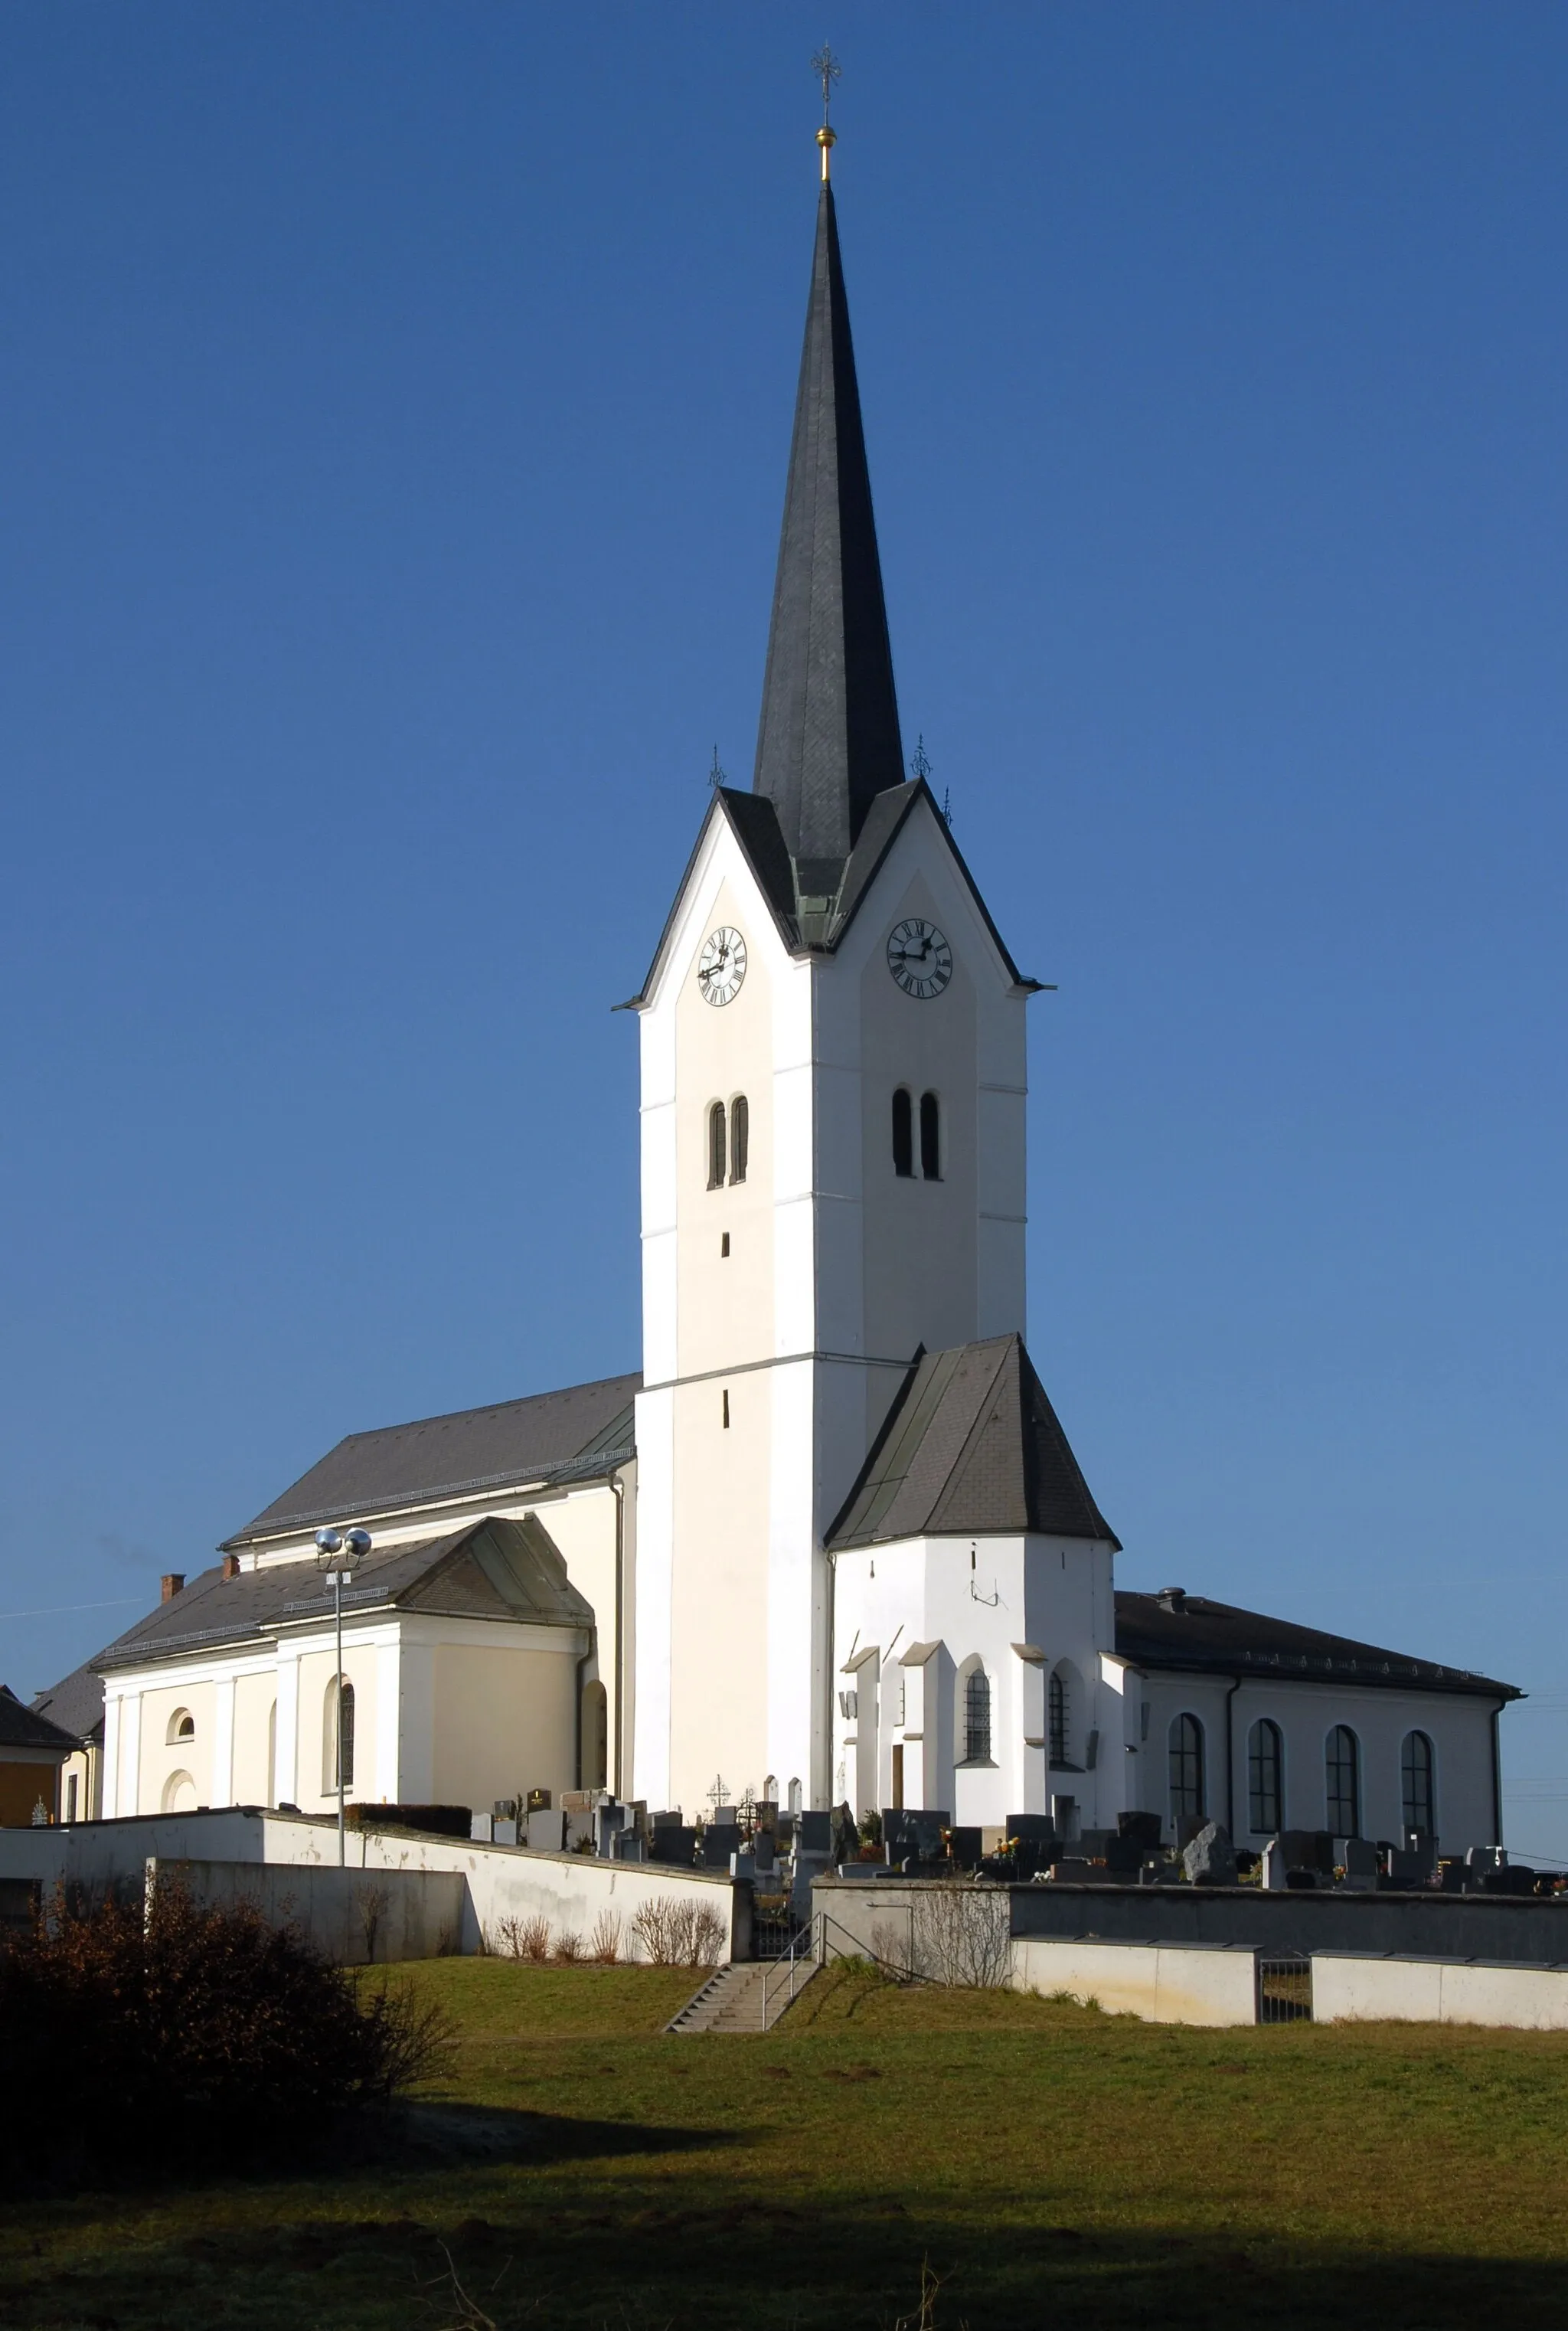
top-left (665, 1957), bottom-right (821, 2035)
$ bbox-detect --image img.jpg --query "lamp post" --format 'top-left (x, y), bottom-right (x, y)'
top-left (315, 1525), bottom-right (371, 1865)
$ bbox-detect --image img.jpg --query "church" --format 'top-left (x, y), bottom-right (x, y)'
top-left (38, 132), bottom-right (1517, 1862)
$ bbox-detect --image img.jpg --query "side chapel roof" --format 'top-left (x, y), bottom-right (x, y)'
top-left (0, 1685), bottom-right (79, 1754)
top-left (827, 1333), bottom-right (1119, 1551)
top-left (31, 1662), bottom-right (106, 1747)
top-left (93, 1515), bottom-right (593, 1673)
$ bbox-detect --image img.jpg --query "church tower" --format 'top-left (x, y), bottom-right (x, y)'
top-left (629, 148), bottom-right (1040, 1815)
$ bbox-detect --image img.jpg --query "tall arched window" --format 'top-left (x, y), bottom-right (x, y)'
top-left (1247, 1718), bottom-right (1283, 1835)
top-left (1168, 1713), bottom-right (1205, 1831)
top-left (920, 1091), bottom-right (941, 1179)
top-left (707, 1102), bottom-right (727, 1189)
top-left (962, 1667), bottom-right (992, 1763)
top-left (892, 1087), bottom-right (914, 1177)
top-left (324, 1676), bottom-right (355, 1793)
top-left (581, 1680), bottom-right (608, 1791)
top-left (1401, 1730), bottom-right (1436, 1838)
top-left (1325, 1725), bottom-right (1360, 1836)
top-left (1048, 1671), bottom-right (1070, 1767)
top-left (728, 1094), bottom-right (749, 1185)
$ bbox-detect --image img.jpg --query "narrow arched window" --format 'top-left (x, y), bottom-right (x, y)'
top-left (166, 1707), bottom-right (194, 1744)
top-left (1048, 1672), bottom-right (1069, 1767)
top-left (1401, 1730), bottom-right (1435, 1839)
top-left (920, 1090), bottom-right (940, 1179)
top-left (707, 1101), bottom-right (727, 1189)
top-left (1168, 1713), bottom-right (1205, 1831)
top-left (325, 1675), bottom-right (355, 1793)
top-left (729, 1094), bottom-right (749, 1185)
top-left (892, 1087), bottom-right (914, 1177)
top-left (1247, 1718), bottom-right (1283, 1835)
top-left (963, 1669), bottom-right (991, 1763)
top-left (1325, 1725), bottom-right (1359, 1837)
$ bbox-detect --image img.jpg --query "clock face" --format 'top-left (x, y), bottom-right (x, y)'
top-left (697, 925), bottom-right (747, 1007)
top-left (887, 917), bottom-right (953, 999)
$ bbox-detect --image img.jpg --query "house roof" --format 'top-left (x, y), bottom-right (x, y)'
top-left (752, 181), bottom-right (903, 877)
top-left (1114, 1589), bottom-right (1521, 1702)
top-left (31, 1662), bottom-right (106, 1747)
top-left (224, 1370), bottom-right (639, 1547)
top-left (95, 1514), bottom-right (595, 1672)
top-left (827, 1334), bottom-right (1119, 1551)
top-left (0, 1684), bottom-right (78, 1755)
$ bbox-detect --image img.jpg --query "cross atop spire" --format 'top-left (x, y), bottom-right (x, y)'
top-left (751, 171), bottom-right (904, 888)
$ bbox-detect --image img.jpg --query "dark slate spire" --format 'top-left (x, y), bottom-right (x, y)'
top-left (753, 184), bottom-right (904, 884)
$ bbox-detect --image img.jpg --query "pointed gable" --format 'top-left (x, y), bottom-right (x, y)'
top-left (827, 1334), bottom-right (1119, 1551)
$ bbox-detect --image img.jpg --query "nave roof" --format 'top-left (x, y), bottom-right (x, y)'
top-left (1114, 1589), bottom-right (1521, 1702)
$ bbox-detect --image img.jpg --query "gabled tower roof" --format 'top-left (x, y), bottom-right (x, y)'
top-left (753, 183), bottom-right (905, 887)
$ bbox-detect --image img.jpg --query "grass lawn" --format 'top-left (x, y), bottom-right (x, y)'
top-left (4, 1957), bottom-right (1567, 2329)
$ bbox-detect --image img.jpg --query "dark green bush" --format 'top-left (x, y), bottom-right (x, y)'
top-left (0, 1876), bottom-right (451, 2182)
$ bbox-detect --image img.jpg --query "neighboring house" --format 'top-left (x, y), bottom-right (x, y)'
top-left (0, 1687), bottom-right (77, 1827)
top-left (38, 144), bottom-right (1522, 1854)
top-left (30, 1663), bottom-right (106, 1823)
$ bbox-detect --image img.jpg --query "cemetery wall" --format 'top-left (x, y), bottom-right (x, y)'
top-left (1013, 1937), bottom-right (1259, 2025)
top-left (145, 1855), bottom-right (466, 1964)
top-left (1312, 1952), bottom-right (1568, 2029)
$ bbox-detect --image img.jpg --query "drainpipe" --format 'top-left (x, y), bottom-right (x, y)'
top-left (609, 1469), bottom-right (626, 1798)
top-left (1223, 1676), bottom-right (1243, 1837)
top-left (822, 1545), bottom-right (836, 1813)
top-left (1491, 1700), bottom-right (1504, 1849)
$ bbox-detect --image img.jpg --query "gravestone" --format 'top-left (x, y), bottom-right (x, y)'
top-left (527, 1808), bottom-right (567, 1852)
top-left (701, 1823), bottom-right (741, 1868)
top-left (1181, 1820), bottom-right (1237, 1887)
top-left (795, 1810), bottom-right (833, 1855)
top-left (648, 1825), bottom-right (697, 1865)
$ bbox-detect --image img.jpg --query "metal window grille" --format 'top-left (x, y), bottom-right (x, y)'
top-left (1048, 1672), bottom-right (1069, 1766)
top-left (964, 1669), bottom-right (991, 1763)
top-left (1257, 1954), bottom-right (1312, 2024)
top-left (1401, 1729), bottom-right (1435, 1837)
top-left (1325, 1725), bottom-right (1359, 1836)
top-left (729, 1094), bottom-right (749, 1184)
top-left (1248, 1718), bottom-right (1283, 1835)
top-left (1168, 1712), bottom-right (1205, 1828)
top-left (707, 1102), bottom-right (727, 1188)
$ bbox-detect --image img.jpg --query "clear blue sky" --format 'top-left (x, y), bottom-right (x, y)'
top-left (3, 5), bottom-right (1563, 1850)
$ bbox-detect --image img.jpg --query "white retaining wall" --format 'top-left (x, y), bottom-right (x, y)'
top-left (1313, 1952), bottom-right (1568, 2029)
top-left (148, 1856), bottom-right (466, 1965)
top-left (1013, 1936), bottom-right (1260, 2026)
top-left (0, 1810), bottom-right (744, 1962)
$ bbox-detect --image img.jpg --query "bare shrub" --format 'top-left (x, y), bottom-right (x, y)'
top-left (0, 1876), bottom-right (452, 2182)
top-left (589, 1909), bottom-right (622, 1965)
top-left (871, 1917), bottom-right (914, 1980)
top-left (631, 1895), bottom-right (728, 1966)
top-left (489, 1913), bottom-right (551, 1963)
top-left (910, 1881), bottom-right (1011, 1989)
top-left (353, 1882), bottom-right (390, 1964)
top-left (553, 1929), bottom-right (584, 1965)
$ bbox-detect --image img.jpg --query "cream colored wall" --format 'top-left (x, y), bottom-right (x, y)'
top-left (232, 1670), bottom-right (278, 1806)
top-left (430, 1642), bottom-right (580, 1811)
top-left (673, 874), bottom-right (776, 1379)
top-left (136, 1679), bottom-right (214, 1813)
top-left (292, 1644), bottom-right (378, 1813)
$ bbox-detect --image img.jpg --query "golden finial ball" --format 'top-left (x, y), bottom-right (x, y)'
top-left (816, 126), bottom-right (837, 150)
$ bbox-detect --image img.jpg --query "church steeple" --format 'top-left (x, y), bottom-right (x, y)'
top-left (752, 180), bottom-right (905, 887)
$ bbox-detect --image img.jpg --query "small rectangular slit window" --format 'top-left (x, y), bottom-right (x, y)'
top-left (721, 1233), bottom-right (730, 1257)
top-left (721, 1389), bottom-right (730, 1428)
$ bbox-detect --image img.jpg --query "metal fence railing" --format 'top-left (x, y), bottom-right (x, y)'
top-left (1257, 1953), bottom-right (1313, 2023)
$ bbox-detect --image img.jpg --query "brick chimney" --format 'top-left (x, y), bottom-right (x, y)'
top-left (221, 1555), bottom-right (240, 1581)
top-left (160, 1573), bottom-right (185, 1603)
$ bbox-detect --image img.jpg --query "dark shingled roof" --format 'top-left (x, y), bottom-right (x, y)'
top-left (31, 1662), bottom-right (105, 1746)
top-left (96, 1515), bottom-right (594, 1672)
top-left (753, 181), bottom-right (903, 876)
top-left (828, 1335), bottom-right (1119, 1551)
top-left (224, 1371), bottom-right (639, 1546)
top-left (0, 1685), bottom-right (78, 1754)
top-left (1114, 1590), bottom-right (1521, 1702)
